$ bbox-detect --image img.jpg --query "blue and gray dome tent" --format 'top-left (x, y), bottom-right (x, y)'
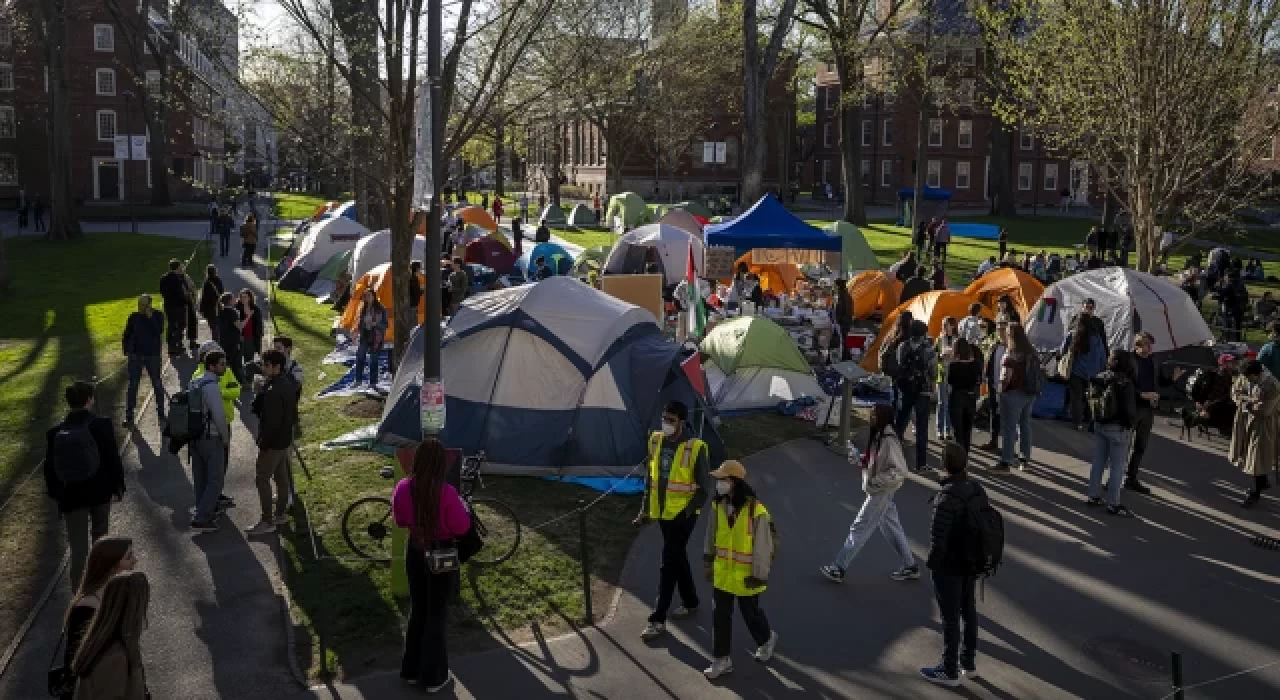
top-left (377, 277), bottom-right (723, 476)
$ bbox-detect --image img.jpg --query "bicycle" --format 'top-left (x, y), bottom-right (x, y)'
top-left (341, 450), bottom-right (522, 565)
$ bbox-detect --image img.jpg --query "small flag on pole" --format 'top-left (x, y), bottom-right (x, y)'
top-left (686, 240), bottom-right (706, 339)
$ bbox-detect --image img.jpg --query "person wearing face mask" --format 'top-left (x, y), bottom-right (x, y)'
top-left (701, 460), bottom-right (777, 679)
top-left (634, 401), bottom-right (711, 642)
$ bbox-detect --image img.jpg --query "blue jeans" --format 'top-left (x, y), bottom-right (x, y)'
top-left (191, 436), bottom-right (227, 522)
top-left (1089, 423), bottom-right (1131, 506)
top-left (125, 354), bottom-right (165, 421)
top-left (895, 390), bottom-right (931, 468)
top-left (353, 340), bottom-right (380, 386)
top-left (933, 572), bottom-right (978, 674)
top-left (936, 384), bottom-right (952, 437)
top-left (832, 487), bottom-right (915, 571)
top-left (999, 390), bottom-right (1034, 464)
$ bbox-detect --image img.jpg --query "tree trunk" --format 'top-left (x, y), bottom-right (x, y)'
top-left (494, 119), bottom-right (506, 197)
top-left (548, 122), bottom-right (563, 206)
top-left (0, 229), bottom-right (9, 292)
top-left (145, 107), bottom-right (172, 206)
top-left (44, 0), bottom-right (82, 240)
top-left (334, 0), bottom-right (387, 230)
top-left (741, 92), bottom-right (767, 206)
top-left (834, 56), bottom-right (866, 225)
top-left (911, 101), bottom-right (927, 233)
top-left (987, 122), bottom-right (1015, 216)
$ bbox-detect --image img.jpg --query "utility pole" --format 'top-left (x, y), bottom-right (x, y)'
top-left (422, 0), bottom-right (444, 434)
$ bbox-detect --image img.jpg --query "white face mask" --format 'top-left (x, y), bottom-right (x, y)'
top-left (661, 421), bottom-right (677, 437)
top-left (715, 480), bottom-right (732, 496)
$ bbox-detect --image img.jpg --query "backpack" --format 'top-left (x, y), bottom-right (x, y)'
top-left (167, 378), bottom-right (214, 447)
top-left (959, 489), bottom-right (1005, 578)
top-left (1022, 353), bottom-right (1045, 396)
top-left (899, 339), bottom-right (932, 395)
top-left (879, 339), bottom-right (901, 377)
top-left (51, 421), bottom-right (101, 485)
top-left (1088, 374), bottom-right (1125, 423)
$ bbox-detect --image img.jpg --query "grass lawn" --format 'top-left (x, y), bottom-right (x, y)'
top-left (548, 226), bottom-right (619, 250)
top-left (274, 193), bottom-right (340, 221)
top-left (269, 285), bottom-right (829, 679)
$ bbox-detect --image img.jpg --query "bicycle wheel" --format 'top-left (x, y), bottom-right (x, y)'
top-left (342, 496), bottom-right (394, 563)
top-left (469, 497), bottom-right (521, 565)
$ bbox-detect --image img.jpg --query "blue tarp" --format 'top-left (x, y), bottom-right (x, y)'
top-left (898, 187), bottom-right (953, 201)
top-left (541, 476), bottom-right (646, 495)
top-left (705, 194), bottom-right (841, 252)
top-left (949, 223), bottom-right (1000, 240)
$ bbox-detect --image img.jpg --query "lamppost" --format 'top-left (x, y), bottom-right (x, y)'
top-left (121, 89), bottom-right (138, 234)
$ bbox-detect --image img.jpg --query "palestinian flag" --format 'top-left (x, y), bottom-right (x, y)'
top-left (686, 240), bottom-right (706, 338)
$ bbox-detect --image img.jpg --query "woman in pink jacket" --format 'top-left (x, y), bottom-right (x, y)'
top-left (393, 439), bottom-right (472, 693)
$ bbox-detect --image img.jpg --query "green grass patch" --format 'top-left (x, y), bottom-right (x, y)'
top-left (549, 226), bottom-right (618, 250)
top-left (0, 233), bottom-right (209, 484)
top-left (274, 193), bottom-right (337, 221)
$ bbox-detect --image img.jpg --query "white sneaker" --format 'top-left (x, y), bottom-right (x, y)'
top-left (670, 605), bottom-right (697, 619)
top-left (424, 671), bottom-right (454, 694)
top-left (246, 521), bottom-right (277, 535)
top-left (640, 622), bottom-right (666, 640)
top-left (703, 657), bottom-right (733, 679)
top-left (754, 630), bottom-right (778, 662)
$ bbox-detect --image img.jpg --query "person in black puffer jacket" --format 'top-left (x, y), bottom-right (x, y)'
top-left (44, 381), bottom-right (125, 589)
top-left (920, 442), bottom-right (986, 687)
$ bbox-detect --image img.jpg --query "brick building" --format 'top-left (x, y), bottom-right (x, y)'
top-left (1, 0), bottom-right (264, 207)
top-left (808, 2), bottom-right (1089, 211)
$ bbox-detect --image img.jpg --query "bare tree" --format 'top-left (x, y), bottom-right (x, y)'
top-left (981, 0), bottom-right (1280, 271)
top-left (741, 0), bottom-right (800, 205)
top-left (21, 0), bottom-right (83, 239)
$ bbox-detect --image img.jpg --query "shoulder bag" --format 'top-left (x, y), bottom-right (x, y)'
top-left (865, 436), bottom-right (908, 495)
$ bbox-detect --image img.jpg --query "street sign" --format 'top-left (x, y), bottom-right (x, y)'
top-left (420, 378), bottom-right (445, 435)
top-left (113, 136), bottom-right (130, 160)
top-left (130, 135), bottom-right (148, 161)
top-left (702, 142), bottom-right (715, 164)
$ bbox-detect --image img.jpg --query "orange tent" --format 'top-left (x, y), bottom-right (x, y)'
top-left (848, 270), bottom-right (900, 319)
top-left (456, 206), bottom-right (498, 232)
top-left (964, 267), bottom-right (1044, 321)
top-left (861, 291), bottom-right (992, 371)
top-left (339, 262), bottom-right (426, 342)
top-left (310, 202), bottom-right (335, 220)
top-left (730, 251), bottom-right (803, 294)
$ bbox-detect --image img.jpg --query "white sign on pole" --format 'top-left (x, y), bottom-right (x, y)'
top-left (420, 378), bottom-right (446, 435)
top-left (113, 136), bottom-right (130, 160)
top-left (714, 142), bottom-right (727, 164)
top-left (130, 135), bottom-right (148, 161)
top-left (411, 80), bottom-right (434, 211)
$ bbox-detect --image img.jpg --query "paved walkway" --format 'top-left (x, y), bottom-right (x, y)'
top-left (301, 419), bottom-right (1280, 699)
top-left (0, 217), bottom-right (300, 698)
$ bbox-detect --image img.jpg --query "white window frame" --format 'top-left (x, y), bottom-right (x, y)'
top-left (0, 153), bottom-right (15, 185)
top-left (862, 94), bottom-right (872, 109)
top-left (926, 160), bottom-right (942, 188)
top-left (825, 86), bottom-right (835, 113)
top-left (0, 106), bottom-right (14, 138)
top-left (860, 159), bottom-right (871, 186)
top-left (94, 24), bottom-right (115, 52)
top-left (96, 109), bottom-right (117, 141)
top-left (883, 119), bottom-right (893, 146)
top-left (1020, 130), bottom-right (1034, 150)
top-left (881, 159), bottom-right (893, 187)
top-left (95, 68), bottom-right (116, 96)
top-left (928, 119), bottom-right (943, 147)
top-left (0, 64), bottom-right (13, 92)
top-left (931, 76), bottom-right (946, 106)
top-left (1044, 163), bottom-right (1059, 191)
top-left (960, 47), bottom-right (976, 66)
top-left (956, 161), bottom-right (971, 189)
top-left (823, 121), bottom-right (832, 148)
top-left (959, 78), bottom-right (975, 107)
top-left (861, 119), bottom-right (872, 147)
top-left (145, 158), bottom-right (152, 188)
top-left (958, 120), bottom-right (973, 148)
top-left (1018, 162), bottom-right (1033, 190)
top-left (884, 91), bottom-right (896, 107)
top-left (0, 25), bottom-right (13, 48)
top-left (145, 70), bottom-right (161, 96)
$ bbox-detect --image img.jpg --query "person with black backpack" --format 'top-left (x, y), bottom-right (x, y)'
top-left (1086, 349), bottom-right (1139, 517)
top-left (920, 442), bottom-right (1001, 687)
top-left (44, 381), bottom-right (125, 588)
top-left (894, 318), bottom-right (937, 471)
top-left (189, 351), bottom-right (233, 532)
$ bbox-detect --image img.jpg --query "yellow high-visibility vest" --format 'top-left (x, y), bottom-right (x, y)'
top-left (713, 499), bottom-right (769, 597)
top-left (646, 433), bottom-right (704, 520)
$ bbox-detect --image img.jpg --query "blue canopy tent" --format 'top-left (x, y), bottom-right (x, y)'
top-left (704, 194), bottom-right (840, 252)
top-left (376, 278), bottom-right (723, 478)
top-left (897, 187), bottom-right (952, 227)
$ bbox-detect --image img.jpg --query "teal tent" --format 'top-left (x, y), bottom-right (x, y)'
top-left (830, 221), bottom-right (881, 276)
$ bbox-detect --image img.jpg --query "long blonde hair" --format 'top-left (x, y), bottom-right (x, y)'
top-left (71, 571), bottom-right (150, 677)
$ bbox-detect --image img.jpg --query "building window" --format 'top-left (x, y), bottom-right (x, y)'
top-left (821, 158), bottom-right (831, 184)
top-left (958, 120), bottom-right (973, 148)
top-left (96, 68), bottom-right (116, 96)
top-left (862, 95), bottom-right (872, 109)
top-left (861, 120), bottom-right (872, 147)
top-left (1044, 163), bottom-right (1059, 191)
top-left (861, 159), bottom-right (871, 186)
top-left (826, 86), bottom-right (835, 112)
top-left (94, 24), bottom-right (115, 52)
top-left (97, 110), bottom-right (117, 141)
top-left (883, 120), bottom-right (893, 146)
top-left (931, 76), bottom-right (946, 106)
top-left (0, 153), bottom-right (15, 185)
top-left (1020, 130), bottom-right (1034, 150)
top-left (959, 79), bottom-right (975, 107)
top-left (961, 48), bottom-right (976, 66)
top-left (823, 122), bottom-right (832, 148)
top-left (0, 64), bottom-right (12, 92)
top-left (1018, 162), bottom-right (1033, 190)
top-left (956, 161), bottom-right (971, 189)
top-left (145, 70), bottom-right (161, 95)
top-left (926, 160), bottom-right (941, 188)
top-left (0, 107), bottom-right (13, 138)
top-left (0, 25), bottom-right (12, 48)
top-left (928, 119), bottom-right (943, 147)
top-left (884, 91), bottom-right (896, 107)
top-left (931, 47), bottom-right (946, 65)
top-left (881, 159), bottom-right (893, 187)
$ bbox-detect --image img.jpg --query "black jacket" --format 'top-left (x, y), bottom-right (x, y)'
top-left (926, 473), bottom-right (985, 575)
top-left (159, 271), bottom-right (190, 309)
top-left (199, 276), bottom-right (224, 319)
top-left (834, 290), bottom-right (854, 330)
top-left (1090, 371), bottom-right (1138, 429)
top-left (44, 411), bottom-right (125, 513)
top-left (121, 310), bottom-right (165, 357)
top-left (252, 373), bottom-right (299, 450)
top-left (217, 306), bottom-right (242, 346)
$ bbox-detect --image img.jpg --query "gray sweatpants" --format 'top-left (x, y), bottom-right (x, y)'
top-left (65, 504), bottom-right (111, 589)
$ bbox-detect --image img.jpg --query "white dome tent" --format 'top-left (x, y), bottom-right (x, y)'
top-left (349, 229), bottom-right (427, 283)
top-left (275, 217), bottom-right (370, 291)
top-left (1025, 268), bottom-right (1213, 354)
top-left (603, 223), bottom-right (706, 286)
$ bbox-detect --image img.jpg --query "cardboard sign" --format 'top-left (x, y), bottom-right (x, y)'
top-left (751, 248), bottom-right (828, 265)
top-left (601, 274), bottom-right (664, 324)
top-left (704, 246), bottom-right (737, 279)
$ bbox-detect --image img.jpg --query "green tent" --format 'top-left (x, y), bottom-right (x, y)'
top-left (315, 249), bottom-right (354, 282)
top-left (701, 316), bottom-right (812, 376)
top-left (672, 200), bottom-right (713, 219)
top-left (571, 245), bottom-right (612, 278)
top-left (605, 192), bottom-right (652, 229)
top-left (830, 221), bottom-right (880, 276)
top-left (538, 203), bottom-right (567, 225)
top-left (567, 203), bottom-right (597, 227)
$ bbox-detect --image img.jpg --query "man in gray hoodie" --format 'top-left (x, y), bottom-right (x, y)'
top-left (191, 350), bottom-right (233, 532)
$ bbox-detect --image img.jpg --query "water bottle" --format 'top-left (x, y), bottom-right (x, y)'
top-left (847, 444), bottom-right (862, 465)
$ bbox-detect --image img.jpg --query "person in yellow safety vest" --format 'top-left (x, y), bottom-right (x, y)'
top-left (633, 401), bottom-right (711, 642)
top-left (194, 341), bottom-right (241, 511)
top-left (701, 459), bottom-right (777, 679)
